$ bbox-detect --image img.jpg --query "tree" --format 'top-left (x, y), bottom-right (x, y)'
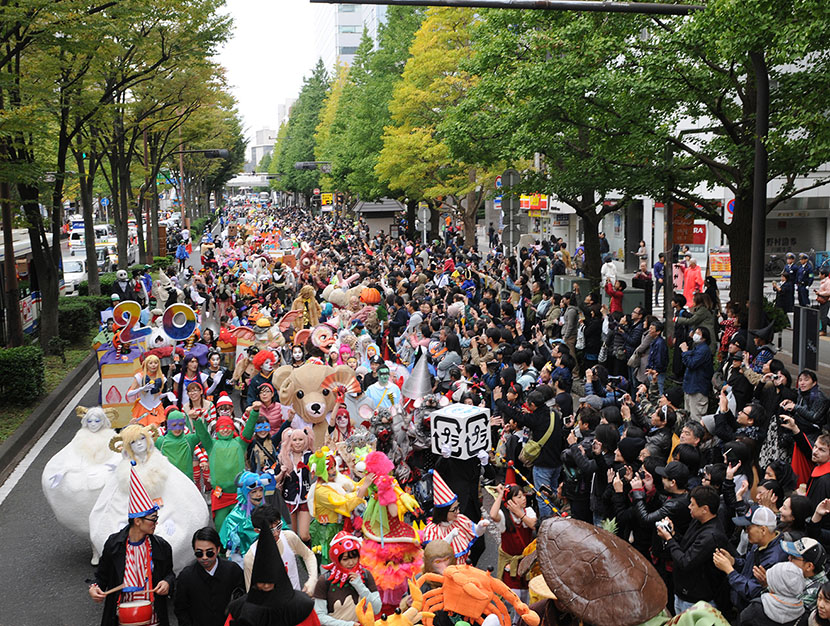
top-left (314, 60), bottom-right (350, 192)
top-left (276, 60), bottom-right (329, 200)
top-left (376, 7), bottom-right (494, 246)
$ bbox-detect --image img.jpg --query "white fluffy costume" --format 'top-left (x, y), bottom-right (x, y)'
top-left (88, 424), bottom-right (211, 572)
top-left (41, 406), bottom-right (121, 564)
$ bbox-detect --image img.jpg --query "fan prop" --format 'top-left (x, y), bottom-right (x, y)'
top-left (322, 369), bottom-right (362, 397)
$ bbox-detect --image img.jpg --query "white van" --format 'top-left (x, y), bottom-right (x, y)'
top-left (69, 223), bottom-right (116, 255)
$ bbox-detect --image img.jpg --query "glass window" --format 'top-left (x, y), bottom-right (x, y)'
top-left (340, 46), bottom-right (359, 55)
top-left (339, 25), bottom-right (360, 33)
top-left (338, 4), bottom-right (356, 11)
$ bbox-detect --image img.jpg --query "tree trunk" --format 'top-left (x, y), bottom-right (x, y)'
top-left (724, 190), bottom-right (754, 304)
top-left (76, 146), bottom-right (101, 295)
top-left (578, 189), bottom-right (602, 290)
top-left (19, 183), bottom-right (59, 351)
top-left (1, 180), bottom-right (24, 347)
top-left (463, 168), bottom-right (477, 248)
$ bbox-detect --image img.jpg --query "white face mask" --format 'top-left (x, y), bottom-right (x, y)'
top-left (692, 333), bottom-right (703, 343)
top-left (86, 415), bottom-right (104, 433)
top-left (131, 436), bottom-right (148, 455)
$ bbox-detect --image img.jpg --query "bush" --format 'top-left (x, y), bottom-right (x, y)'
top-left (58, 299), bottom-right (95, 344)
top-left (152, 256), bottom-right (174, 271)
top-left (77, 272), bottom-right (117, 297)
top-left (0, 345), bottom-right (44, 400)
top-left (75, 295), bottom-right (112, 314)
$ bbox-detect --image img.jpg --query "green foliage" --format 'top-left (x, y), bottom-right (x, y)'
top-left (153, 256), bottom-right (174, 271)
top-left (58, 298), bottom-right (96, 344)
top-left (764, 298), bottom-right (791, 334)
top-left (73, 295), bottom-right (113, 314)
top-left (0, 346), bottom-right (45, 402)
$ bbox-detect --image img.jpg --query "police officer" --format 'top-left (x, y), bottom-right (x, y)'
top-left (796, 252), bottom-right (815, 306)
top-left (783, 252), bottom-right (798, 283)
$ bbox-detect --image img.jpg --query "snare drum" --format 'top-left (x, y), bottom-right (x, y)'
top-left (118, 599), bottom-right (153, 625)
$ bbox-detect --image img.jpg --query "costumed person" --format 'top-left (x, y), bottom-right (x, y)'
top-left (127, 355), bottom-right (167, 426)
top-left (247, 417), bottom-right (279, 473)
top-left (225, 526), bottom-right (320, 626)
top-left (314, 532), bottom-right (381, 626)
top-left (422, 470), bottom-right (489, 565)
top-left (193, 402), bottom-right (259, 531)
top-left (41, 406), bottom-right (120, 565)
top-left (244, 505), bottom-right (318, 593)
top-left (359, 451), bottom-right (424, 615)
top-left (292, 284), bottom-right (322, 329)
top-left (89, 424), bottom-right (211, 572)
top-left (364, 364), bottom-right (402, 411)
top-left (219, 470), bottom-right (271, 567)
top-left (276, 427), bottom-right (314, 543)
top-left (182, 380), bottom-right (217, 426)
top-left (155, 409), bottom-right (202, 482)
top-left (88, 461), bottom-right (175, 626)
top-left (489, 484), bottom-right (536, 600)
top-left (308, 446), bottom-right (364, 565)
top-left (171, 353), bottom-right (209, 409)
top-left (205, 350), bottom-right (233, 400)
top-left (325, 405), bottom-right (353, 449)
top-left (250, 381), bottom-right (285, 437)
top-left (246, 350), bottom-right (279, 409)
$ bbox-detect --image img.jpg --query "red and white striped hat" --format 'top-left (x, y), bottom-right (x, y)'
top-left (431, 470), bottom-right (457, 508)
top-left (128, 461), bottom-right (159, 519)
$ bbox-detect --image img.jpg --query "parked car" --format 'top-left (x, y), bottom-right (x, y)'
top-left (62, 258), bottom-right (87, 295)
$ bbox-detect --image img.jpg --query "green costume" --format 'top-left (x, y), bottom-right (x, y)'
top-left (194, 408), bottom-right (258, 530)
top-left (156, 411), bottom-right (200, 480)
top-left (219, 470), bottom-right (267, 556)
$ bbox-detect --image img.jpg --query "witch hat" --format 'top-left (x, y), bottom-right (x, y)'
top-left (749, 322), bottom-right (775, 343)
top-left (402, 351), bottom-right (431, 399)
top-left (430, 470), bottom-right (458, 508)
top-left (128, 461), bottom-right (158, 519)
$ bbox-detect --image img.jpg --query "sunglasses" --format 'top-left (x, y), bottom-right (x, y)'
top-left (194, 549), bottom-right (216, 558)
top-left (142, 516), bottom-right (159, 524)
top-left (448, 505), bottom-right (460, 513)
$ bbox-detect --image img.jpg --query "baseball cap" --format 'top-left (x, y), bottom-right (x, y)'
top-left (732, 504), bottom-right (777, 529)
top-left (654, 461), bottom-right (690, 485)
top-left (578, 395), bottom-right (603, 410)
top-left (782, 537), bottom-right (827, 569)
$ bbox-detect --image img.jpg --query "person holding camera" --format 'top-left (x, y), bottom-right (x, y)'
top-left (656, 485), bottom-right (731, 613)
top-left (560, 407), bottom-right (600, 523)
top-left (680, 326), bottom-right (714, 422)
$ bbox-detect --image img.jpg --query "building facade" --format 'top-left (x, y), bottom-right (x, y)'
top-left (312, 3), bottom-right (387, 71)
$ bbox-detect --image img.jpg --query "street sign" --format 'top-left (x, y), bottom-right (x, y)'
top-left (417, 202), bottom-right (430, 222)
top-left (495, 175), bottom-right (502, 189)
top-left (494, 196), bottom-right (502, 211)
top-left (415, 219), bottom-right (430, 232)
top-left (313, 188), bottom-right (320, 195)
top-left (794, 305), bottom-right (819, 370)
top-left (101, 198), bottom-right (110, 207)
top-left (506, 222), bottom-right (523, 247)
top-left (321, 192), bottom-right (333, 206)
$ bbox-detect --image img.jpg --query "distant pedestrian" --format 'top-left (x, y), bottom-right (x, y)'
top-left (797, 252), bottom-right (815, 306)
top-left (816, 268), bottom-right (830, 335)
top-left (653, 253), bottom-right (666, 306)
top-left (598, 231), bottom-right (610, 256)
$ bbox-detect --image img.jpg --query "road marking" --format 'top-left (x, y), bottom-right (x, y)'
top-left (0, 374), bottom-right (97, 508)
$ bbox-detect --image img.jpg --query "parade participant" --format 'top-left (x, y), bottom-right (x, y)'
top-left (219, 470), bottom-right (271, 566)
top-left (205, 350), bottom-right (232, 399)
top-left (308, 446), bottom-right (364, 564)
top-left (490, 483), bottom-right (536, 598)
top-left (247, 349), bottom-right (279, 409)
top-left (174, 527), bottom-right (245, 626)
top-left (88, 462), bottom-right (175, 626)
top-left (42, 406), bottom-right (120, 565)
top-left (422, 470), bottom-right (489, 564)
top-left (277, 427), bottom-right (314, 543)
top-left (244, 505), bottom-right (318, 593)
top-left (155, 409), bottom-right (201, 481)
top-left (325, 405), bottom-right (353, 449)
top-left (247, 417), bottom-right (279, 473)
top-left (182, 380), bottom-right (217, 427)
top-left (214, 391), bottom-right (247, 435)
top-left (364, 364), bottom-right (402, 411)
top-left (193, 401), bottom-right (259, 530)
top-left (170, 353), bottom-right (209, 409)
top-left (314, 532), bottom-right (381, 626)
top-left (225, 526), bottom-right (319, 626)
top-left (127, 355), bottom-right (167, 426)
top-left (250, 381), bottom-right (285, 436)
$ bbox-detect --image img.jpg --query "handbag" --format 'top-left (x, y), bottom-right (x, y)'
top-left (575, 324), bottom-right (585, 351)
top-left (518, 409), bottom-right (557, 467)
top-left (598, 343), bottom-right (608, 363)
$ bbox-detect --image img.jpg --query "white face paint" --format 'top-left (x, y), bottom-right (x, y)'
top-left (130, 435), bottom-right (148, 456)
top-left (85, 414), bottom-right (104, 433)
top-left (262, 359), bottom-right (274, 372)
top-left (210, 355), bottom-right (221, 369)
top-left (292, 348), bottom-right (303, 361)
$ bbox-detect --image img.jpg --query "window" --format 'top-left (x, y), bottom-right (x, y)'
top-left (339, 25), bottom-right (360, 33)
top-left (338, 4), bottom-right (356, 11)
top-left (340, 46), bottom-right (359, 55)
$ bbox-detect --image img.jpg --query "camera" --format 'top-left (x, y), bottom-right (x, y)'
top-left (656, 519), bottom-right (672, 534)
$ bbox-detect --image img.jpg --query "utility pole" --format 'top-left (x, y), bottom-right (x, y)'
top-left (178, 121), bottom-right (186, 228)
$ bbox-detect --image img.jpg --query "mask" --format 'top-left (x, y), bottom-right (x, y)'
top-left (86, 415), bottom-right (104, 433)
top-left (692, 333), bottom-right (702, 343)
top-left (210, 355), bottom-right (221, 368)
top-left (130, 436), bottom-right (148, 455)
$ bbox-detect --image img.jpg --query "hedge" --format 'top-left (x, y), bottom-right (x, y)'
top-left (58, 299), bottom-right (96, 344)
top-left (78, 272), bottom-right (117, 297)
top-left (153, 256), bottom-right (174, 271)
top-left (0, 345), bottom-right (45, 400)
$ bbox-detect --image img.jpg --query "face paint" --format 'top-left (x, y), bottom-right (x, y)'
top-left (131, 436), bottom-right (148, 455)
top-left (378, 369), bottom-right (390, 385)
top-left (261, 359), bottom-right (274, 372)
top-left (86, 414), bottom-right (104, 433)
top-left (292, 348), bottom-right (303, 361)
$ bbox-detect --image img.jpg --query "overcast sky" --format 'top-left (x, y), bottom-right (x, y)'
top-left (216, 0), bottom-right (323, 156)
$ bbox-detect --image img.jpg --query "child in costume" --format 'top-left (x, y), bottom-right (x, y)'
top-left (219, 470), bottom-right (271, 566)
top-left (308, 446), bottom-right (364, 564)
top-left (313, 532), bottom-right (381, 626)
top-left (127, 354), bottom-right (167, 425)
top-left (193, 402), bottom-right (259, 531)
top-left (276, 427), bottom-right (314, 543)
top-left (358, 451), bottom-right (424, 615)
top-left (489, 483), bottom-right (536, 599)
top-left (421, 470), bottom-right (489, 565)
top-left (155, 409), bottom-right (202, 482)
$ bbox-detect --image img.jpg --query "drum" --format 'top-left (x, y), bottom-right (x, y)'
top-left (118, 599), bottom-right (153, 625)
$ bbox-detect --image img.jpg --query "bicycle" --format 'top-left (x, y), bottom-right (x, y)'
top-left (764, 254), bottom-right (786, 276)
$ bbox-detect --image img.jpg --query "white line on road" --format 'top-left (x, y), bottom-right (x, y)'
top-left (0, 374), bottom-right (97, 508)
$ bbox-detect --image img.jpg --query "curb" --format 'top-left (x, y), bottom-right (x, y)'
top-left (0, 351), bottom-right (97, 485)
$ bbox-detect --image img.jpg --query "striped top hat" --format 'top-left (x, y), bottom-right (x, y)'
top-left (128, 461), bottom-right (159, 518)
top-left (431, 470), bottom-right (457, 508)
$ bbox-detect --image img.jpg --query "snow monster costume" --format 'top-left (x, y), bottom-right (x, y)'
top-left (194, 408), bottom-right (258, 530)
top-left (220, 470), bottom-right (274, 559)
top-left (155, 410), bottom-right (200, 481)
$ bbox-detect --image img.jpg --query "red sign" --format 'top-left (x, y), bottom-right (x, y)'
top-left (692, 224), bottom-right (706, 245)
top-left (313, 188), bottom-right (320, 195)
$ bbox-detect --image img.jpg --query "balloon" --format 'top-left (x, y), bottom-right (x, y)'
top-left (405, 246), bottom-right (414, 255)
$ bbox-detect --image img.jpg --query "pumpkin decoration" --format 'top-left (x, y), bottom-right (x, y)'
top-left (360, 286), bottom-right (381, 305)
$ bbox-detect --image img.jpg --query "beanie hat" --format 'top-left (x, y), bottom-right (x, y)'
top-left (761, 562), bottom-right (805, 622)
top-left (215, 392), bottom-right (234, 408)
top-left (618, 437), bottom-right (645, 465)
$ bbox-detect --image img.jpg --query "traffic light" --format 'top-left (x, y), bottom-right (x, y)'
top-left (336, 193), bottom-right (345, 204)
top-left (202, 149), bottom-right (230, 159)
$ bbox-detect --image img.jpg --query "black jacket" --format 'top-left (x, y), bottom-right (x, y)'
top-left (174, 558), bottom-right (245, 626)
top-left (93, 526), bottom-right (176, 626)
top-left (665, 517), bottom-right (730, 603)
top-left (497, 400), bottom-right (563, 468)
top-left (631, 488), bottom-right (692, 559)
